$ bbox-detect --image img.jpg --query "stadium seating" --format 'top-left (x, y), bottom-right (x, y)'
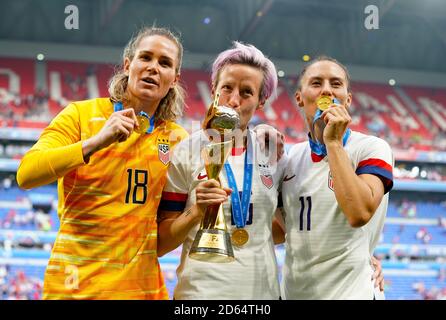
top-left (0, 184), bottom-right (445, 299)
top-left (2, 58), bottom-right (446, 151)
top-left (385, 274), bottom-right (446, 300)
top-left (1, 57), bottom-right (445, 300)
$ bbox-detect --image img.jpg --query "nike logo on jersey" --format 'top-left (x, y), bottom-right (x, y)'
top-left (197, 173), bottom-right (207, 180)
top-left (283, 174), bottom-right (296, 182)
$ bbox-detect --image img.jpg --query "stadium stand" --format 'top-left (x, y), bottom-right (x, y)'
top-left (2, 57), bottom-right (446, 148)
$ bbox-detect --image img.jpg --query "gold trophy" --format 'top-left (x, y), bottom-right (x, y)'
top-left (189, 93), bottom-right (240, 263)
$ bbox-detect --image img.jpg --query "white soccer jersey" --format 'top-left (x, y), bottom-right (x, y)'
top-left (160, 129), bottom-right (287, 299)
top-left (281, 130), bottom-right (393, 300)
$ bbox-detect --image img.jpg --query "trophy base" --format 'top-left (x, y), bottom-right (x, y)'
top-left (189, 229), bottom-right (235, 263)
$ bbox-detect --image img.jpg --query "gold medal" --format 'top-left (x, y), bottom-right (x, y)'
top-left (316, 96), bottom-right (332, 111)
top-left (231, 228), bottom-right (249, 247)
top-left (135, 114), bottom-right (150, 134)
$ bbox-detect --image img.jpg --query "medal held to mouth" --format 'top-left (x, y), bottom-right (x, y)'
top-left (316, 95), bottom-right (332, 111)
top-left (313, 96), bottom-right (340, 144)
top-left (135, 111), bottom-right (151, 134)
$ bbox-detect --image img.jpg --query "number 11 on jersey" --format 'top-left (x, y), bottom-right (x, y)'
top-left (299, 196), bottom-right (312, 231)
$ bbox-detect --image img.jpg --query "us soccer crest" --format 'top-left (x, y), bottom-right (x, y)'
top-left (328, 171), bottom-right (334, 191)
top-left (258, 164), bottom-right (273, 189)
top-left (158, 138), bottom-right (170, 165)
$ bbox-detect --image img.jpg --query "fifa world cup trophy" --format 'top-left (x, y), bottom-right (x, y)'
top-left (189, 93), bottom-right (240, 262)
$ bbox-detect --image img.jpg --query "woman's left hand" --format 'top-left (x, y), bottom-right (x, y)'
top-left (253, 124), bottom-right (285, 164)
top-left (371, 256), bottom-right (384, 292)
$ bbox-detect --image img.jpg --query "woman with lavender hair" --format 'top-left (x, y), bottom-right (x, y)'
top-left (157, 41), bottom-right (287, 299)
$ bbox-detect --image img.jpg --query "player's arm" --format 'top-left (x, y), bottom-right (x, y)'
top-left (371, 255), bottom-right (385, 292)
top-left (157, 179), bottom-right (231, 257)
top-left (323, 105), bottom-right (387, 228)
top-left (270, 153), bottom-right (288, 245)
top-left (272, 208), bottom-right (286, 245)
top-left (17, 103), bottom-right (85, 189)
top-left (17, 104), bottom-right (138, 189)
top-left (327, 147), bottom-right (384, 228)
top-left (157, 205), bottom-right (202, 257)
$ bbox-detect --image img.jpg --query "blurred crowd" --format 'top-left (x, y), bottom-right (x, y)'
top-left (0, 88), bottom-right (50, 123)
top-left (0, 208), bottom-right (53, 232)
top-left (1, 70), bottom-right (446, 300)
top-left (0, 264), bottom-right (42, 300)
top-left (1, 70), bottom-right (446, 152)
top-left (413, 280), bottom-right (446, 300)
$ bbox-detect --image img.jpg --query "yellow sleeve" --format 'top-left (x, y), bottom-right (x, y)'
top-left (17, 102), bottom-right (87, 189)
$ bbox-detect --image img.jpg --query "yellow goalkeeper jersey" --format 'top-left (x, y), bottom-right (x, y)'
top-left (17, 98), bottom-right (188, 299)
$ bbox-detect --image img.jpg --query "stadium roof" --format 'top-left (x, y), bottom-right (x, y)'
top-left (0, 0), bottom-right (445, 73)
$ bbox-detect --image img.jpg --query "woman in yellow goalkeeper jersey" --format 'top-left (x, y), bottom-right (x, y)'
top-left (16, 26), bottom-right (188, 300)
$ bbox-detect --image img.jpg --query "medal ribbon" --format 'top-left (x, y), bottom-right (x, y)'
top-left (308, 130), bottom-right (351, 156)
top-left (224, 131), bottom-right (253, 229)
top-left (113, 102), bottom-right (155, 134)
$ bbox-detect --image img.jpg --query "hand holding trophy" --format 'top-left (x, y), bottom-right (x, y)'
top-left (189, 93), bottom-right (240, 262)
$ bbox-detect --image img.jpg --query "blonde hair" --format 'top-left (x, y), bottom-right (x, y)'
top-left (108, 27), bottom-right (185, 122)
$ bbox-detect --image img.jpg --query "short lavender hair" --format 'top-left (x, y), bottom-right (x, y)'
top-left (211, 41), bottom-right (278, 102)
